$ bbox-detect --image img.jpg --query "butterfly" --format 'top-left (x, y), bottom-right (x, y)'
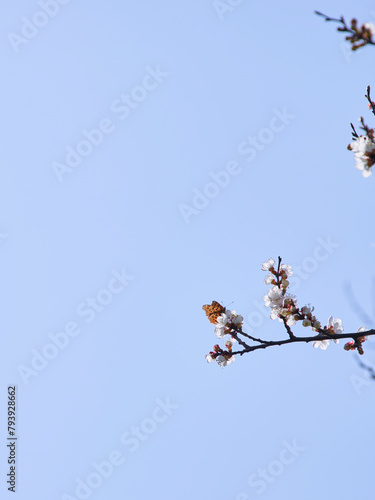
top-left (202, 301), bottom-right (225, 324)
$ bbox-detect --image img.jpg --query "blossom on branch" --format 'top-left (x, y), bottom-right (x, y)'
top-left (364, 23), bottom-right (375, 37)
top-left (214, 309), bottom-right (243, 339)
top-left (262, 260), bottom-right (343, 345)
top-left (312, 317), bottom-right (342, 349)
top-left (348, 86), bottom-right (375, 177)
top-left (263, 259), bottom-right (297, 323)
top-left (216, 354), bottom-right (235, 367)
top-left (327, 316), bottom-right (344, 335)
top-left (203, 301), bottom-right (242, 367)
top-left (203, 257), bottom-right (374, 367)
top-left (348, 135), bottom-right (375, 177)
top-left (315, 11), bottom-right (375, 51)
top-left (261, 258), bottom-right (275, 271)
top-left (313, 338), bottom-right (330, 350)
top-left (205, 337), bottom-right (237, 367)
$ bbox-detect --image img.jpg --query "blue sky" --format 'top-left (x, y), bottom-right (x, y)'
top-left (1, 1), bottom-right (375, 499)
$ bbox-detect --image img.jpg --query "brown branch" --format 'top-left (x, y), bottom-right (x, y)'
top-left (315, 11), bottom-right (356, 35)
top-left (231, 324), bottom-right (269, 344)
top-left (229, 330), bottom-right (251, 350)
top-left (315, 11), bottom-right (375, 50)
top-left (282, 317), bottom-right (296, 339)
top-left (350, 123), bottom-right (359, 139)
top-left (366, 86), bottom-right (375, 117)
top-left (229, 329), bottom-right (375, 356)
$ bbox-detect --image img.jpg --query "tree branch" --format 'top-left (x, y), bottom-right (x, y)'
top-left (229, 329), bottom-right (375, 356)
top-left (315, 11), bottom-right (375, 50)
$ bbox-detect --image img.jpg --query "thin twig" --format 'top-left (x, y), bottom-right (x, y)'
top-left (315, 11), bottom-right (354, 34)
top-left (350, 123), bottom-right (359, 139)
top-left (282, 317), bottom-right (296, 339)
top-left (229, 331), bottom-right (251, 350)
top-left (231, 325), bottom-right (268, 344)
top-left (366, 86), bottom-right (375, 117)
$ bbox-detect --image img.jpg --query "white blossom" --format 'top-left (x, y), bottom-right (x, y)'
top-left (214, 310), bottom-right (243, 338)
top-left (286, 316), bottom-right (297, 326)
top-left (301, 305), bottom-right (313, 315)
top-left (261, 258), bottom-right (275, 271)
top-left (313, 339), bottom-right (330, 350)
top-left (327, 316), bottom-right (344, 334)
top-left (357, 326), bottom-right (370, 341)
top-left (214, 313), bottom-right (228, 338)
top-left (348, 135), bottom-right (375, 177)
top-left (270, 309), bottom-right (280, 320)
top-left (231, 312), bottom-right (244, 325)
top-left (356, 326), bottom-right (369, 333)
top-left (264, 286), bottom-right (283, 308)
top-left (214, 325), bottom-right (226, 339)
top-left (216, 355), bottom-right (235, 367)
top-left (280, 264), bottom-right (293, 276)
top-left (265, 274), bottom-right (274, 285)
top-left (364, 22), bottom-right (375, 36)
top-left (313, 317), bottom-right (343, 350)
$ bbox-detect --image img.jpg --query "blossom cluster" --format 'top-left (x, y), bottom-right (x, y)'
top-left (341, 20), bottom-right (375, 50)
top-left (213, 309), bottom-right (244, 338)
top-left (316, 12), bottom-right (375, 51)
top-left (348, 85), bottom-right (375, 177)
top-left (205, 308), bottom-right (243, 367)
top-left (205, 339), bottom-right (236, 367)
top-left (204, 257), bottom-right (372, 367)
top-left (262, 258), bottom-right (296, 322)
top-left (348, 134), bottom-right (375, 177)
top-left (262, 258), bottom-right (343, 349)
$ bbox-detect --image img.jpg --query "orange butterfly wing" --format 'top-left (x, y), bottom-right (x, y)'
top-left (202, 301), bottom-right (225, 324)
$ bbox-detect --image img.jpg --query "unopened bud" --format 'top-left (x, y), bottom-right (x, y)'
top-left (282, 279), bottom-right (289, 289)
top-left (344, 341), bottom-right (355, 351)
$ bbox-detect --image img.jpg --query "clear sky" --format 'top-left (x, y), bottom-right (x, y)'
top-left (1, 1), bottom-right (375, 499)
